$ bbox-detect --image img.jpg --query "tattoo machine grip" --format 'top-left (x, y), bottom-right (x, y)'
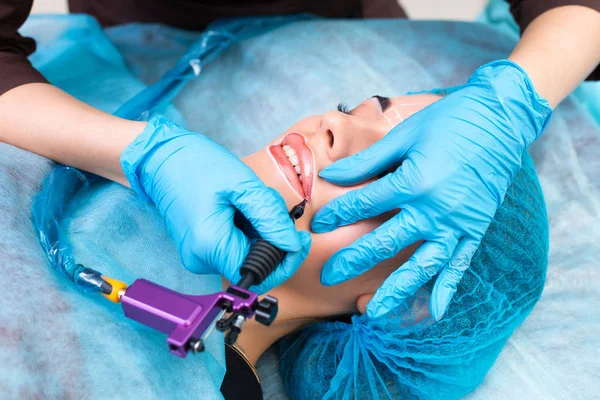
top-left (238, 239), bottom-right (286, 288)
top-left (236, 199), bottom-right (306, 289)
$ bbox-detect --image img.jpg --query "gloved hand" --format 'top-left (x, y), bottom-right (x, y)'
top-left (311, 60), bottom-right (551, 319)
top-left (121, 116), bottom-right (311, 293)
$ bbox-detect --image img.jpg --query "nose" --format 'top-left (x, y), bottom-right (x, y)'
top-left (316, 110), bottom-right (380, 162)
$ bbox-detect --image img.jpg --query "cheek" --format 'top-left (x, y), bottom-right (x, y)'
top-left (281, 218), bottom-right (386, 315)
top-left (295, 217), bottom-right (382, 282)
top-left (303, 178), bottom-right (371, 223)
top-left (310, 218), bottom-right (379, 260)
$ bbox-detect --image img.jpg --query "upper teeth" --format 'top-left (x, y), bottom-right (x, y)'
top-left (282, 145), bottom-right (302, 177)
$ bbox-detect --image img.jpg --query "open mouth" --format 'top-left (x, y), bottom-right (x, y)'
top-left (268, 133), bottom-right (315, 200)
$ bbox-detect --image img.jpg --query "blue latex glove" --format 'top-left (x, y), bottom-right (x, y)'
top-left (311, 60), bottom-right (551, 319)
top-left (121, 116), bottom-right (311, 293)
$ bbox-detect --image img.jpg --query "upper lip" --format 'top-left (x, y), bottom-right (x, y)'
top-left (267, 133), bottom-right (315, 200)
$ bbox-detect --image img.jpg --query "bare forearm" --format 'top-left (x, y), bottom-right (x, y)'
top-left (509, 5), bottom-right (600, 108)
top-left (0, 83), bottom-right (146, 186)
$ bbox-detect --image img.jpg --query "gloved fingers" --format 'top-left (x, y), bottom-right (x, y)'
top-left (366, 238), bottom-right (458, 319)
top-left (251, 231), bottom-right (312, 294)
top-left (430, 236), bottom-right (480, 321)
top-left (226, 180), bottom-right (302, 252)
top-left (320, 209), bottom-right (421, 286)
top-left (185, 214), bottom-right (253, 284)
top-left (311, 159), bottom-right (416, 233)
top-left (318, 124), bottom-right (410, 186)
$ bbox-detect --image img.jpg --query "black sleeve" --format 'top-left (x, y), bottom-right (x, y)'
top-left (0, 0), bottom-right (48, 96)
top-left (221, 344), bottom-right (263, 400)
top-left (506, 0), bottom-right (600, 80)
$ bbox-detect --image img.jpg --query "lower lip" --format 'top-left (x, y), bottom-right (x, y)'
top-left (268, 133), bottom-right (314, 200)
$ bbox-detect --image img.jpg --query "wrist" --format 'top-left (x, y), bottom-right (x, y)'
top-left (120, 115), bottom-right (193, 199)
top-left (469, 60), bottom-right (552, 146)
top-left (105, 119), bottom-right (148, 187)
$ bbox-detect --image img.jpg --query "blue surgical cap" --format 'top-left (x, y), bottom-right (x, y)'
top-left (279, 153), bottom-right (548, 399)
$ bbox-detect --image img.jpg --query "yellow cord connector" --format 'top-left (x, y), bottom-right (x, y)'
top-left (101, 276), bottom-right (128, 303)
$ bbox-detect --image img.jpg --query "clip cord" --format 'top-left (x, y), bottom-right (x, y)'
top-left (31, 166), bottom-right (113, 294)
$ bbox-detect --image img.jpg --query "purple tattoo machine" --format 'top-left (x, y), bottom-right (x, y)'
top-left (100, 200), bottom-right (307, 358)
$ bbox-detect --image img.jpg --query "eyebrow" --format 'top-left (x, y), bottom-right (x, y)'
top-left (371, 95), bottom-right (391, 111)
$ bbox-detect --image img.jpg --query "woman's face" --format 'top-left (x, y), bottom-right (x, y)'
top-left (242, 94), bottom-right (441, 318)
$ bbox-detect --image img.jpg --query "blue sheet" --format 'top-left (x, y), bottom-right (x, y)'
top-left (0, 12), bottom-right (598, 399)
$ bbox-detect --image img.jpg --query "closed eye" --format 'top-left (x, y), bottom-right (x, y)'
top-left (337, 96), bottom-right (390, 115)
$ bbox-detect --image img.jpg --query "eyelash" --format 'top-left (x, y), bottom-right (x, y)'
top-left (337, 102), bottom-right (351, 115)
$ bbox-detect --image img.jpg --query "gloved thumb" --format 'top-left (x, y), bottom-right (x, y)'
top-left (251, 230), bottom-right (312, 294)
top-left (318, 122), bottom-right (411, 186)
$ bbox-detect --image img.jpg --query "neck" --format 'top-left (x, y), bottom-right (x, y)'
top-left (236, 311), bottom-right (313, 366)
